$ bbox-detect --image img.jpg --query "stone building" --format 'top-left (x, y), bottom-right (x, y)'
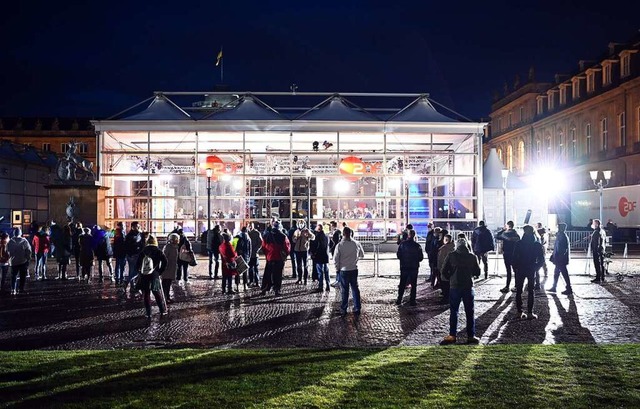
top-left (485, 34), bottom-right (640, 227)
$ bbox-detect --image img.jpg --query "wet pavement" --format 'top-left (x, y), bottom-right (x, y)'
top-left (0, 254), bottom-right (639, 350)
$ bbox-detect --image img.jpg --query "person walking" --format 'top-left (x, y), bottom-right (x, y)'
top-left (334, 227), bottom-right (365, 315)
top-left (471, 221), bottom-right (494, 279)
top-left (0, 232), bottom-right (10, 293)
top-left (261, 220), bottom-right (291, 297)
top-left (512, 225), bottom-right (545, 320)
top-left (293, 220), bottom-right (315, 285)
top-left (219, 232), bottom-right (238, 294)
top-left (32, 226), bottom-right (51, 280)
top-left (175, 228), bottom-right (193, 283)
top-left (310, 224), bottom-right (331, 292)
top-left (135, 235), bottom-right (168, 317)
top-left (439, 238), bottom-right (481, 345)
top-left (548, 223), bottom-right (572, 295)
top-left (161, 233), bottom-right (180, 303)
top-left (54, 224), bottom-right (72, 280)
top-left (78, 227), bottom-right (94, 281)
top-left (590, 219), bottom-right (607, 283)
top-left (124, 222), bottom-right (144, 293)
top-left (247, 223), bottom-right (262, 287)
top-left (93, 225), bottom-right (114, 282)
top-left (437, 233), bottom-right (455, 304)
top-left (206, 224), bottom-right (223, 279)
top-left (495, 221), bottom-right (520, 293)
top-left (396, 229), bottom-right (424, 306)
top-left (7, 228), bottom-right (32, 295)
top-left (112, 223), bottom-right (126, 285)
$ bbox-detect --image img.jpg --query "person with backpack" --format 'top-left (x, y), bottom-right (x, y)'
top-left (471, 221), bottom-right (495, 279)
top-left (261, 220), bottom-right (291, 297)
top-left (206, 224), bottom-right (223, 280)
top-left (124, 221), bottom-right (144, 293)
top-left (135, 235), bottom-right (168, 318)
top-left (79, 227), bottom-right (94, 281)
top-left (233, 226), bottom-right (252, 291)
top-left (6, 228), bottom-right (32, 295)
top-left (219, 232), bottom-right (238, 294)
top-left (175, 228), bottom-right (193, 283)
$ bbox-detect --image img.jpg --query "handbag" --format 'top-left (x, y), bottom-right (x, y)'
top-left (179, 246), bottom-right (195, 264)
top-left (234, 255), bottom-right (249, 275)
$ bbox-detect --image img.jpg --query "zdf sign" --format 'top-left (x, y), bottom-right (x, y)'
top-left (618, 196), bottom-right (637, 217)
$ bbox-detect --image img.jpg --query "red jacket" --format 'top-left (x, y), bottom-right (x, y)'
top-left (219, 241), bottom-right (238, 277)
top-left (262, 231), bottom-right (291, 262)
top-left (33, 233), bottom-right (51, 255)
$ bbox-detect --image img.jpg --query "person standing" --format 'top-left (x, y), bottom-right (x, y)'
top-left (72, 222), bottom-right (83, 278)
top-left (293, 220), bottom-right (315, 285)
top-left (93, 225), bottom-right (114, 282)
top-left (437, 233), bottom-right (455, 304)
top-left (471, 221), bottom-right (494, 279)
top-left (124, 222), bottom-right (144, 293)
top-left (396, 229), bottom-right (424, 306)
top-left (590, 219), bottom-right (607, 283)
top-left (175, 228), bottom-right (193, 283)
top-left (7, 228), bottom-right (32, 295)
top-left (32, 226), bottom-right (51, 280)
top-left (426, 227), bottom-right (444, 287)
top-left (219, 232), bottom-right (238, 294)
top-left (440, 238), bottom-right (481, 345)
top-left (162, 233), bottom-right (180, 303)
top-left (233, 226), bottom-right (251, 291)
top-left (247, 223), bottom-right (262, 287)
top-left (334, 227), bottom-right (365, 315)
top-left (548, 223), bottom-right (572, 295)
top-left (261, 220), bottom-right (291, 297)
top-left (206, 224), bottom-right (223, 279)
top-left (78, 227), bottom-right (94, 281)
top-left (495, 221), bottom-right (520, 293)
top-left (512, 225), bottom-right (545, 320)
top-left (329, 221), bottom-right (342, 288)
top-left (0, 232), bottom-right (10, 293)
top-left (423, 223), bottom-right (436, 282)
top-left (135, 235), bottom-right (168, 317)
top-left (310, 224), bottom-right (331, 292)
top-left (112, 223), bottom-right (126, 285)
top-left (287, 223), bottom-right (298, 279)
top-left (54, 225), bottom-right (72, 280)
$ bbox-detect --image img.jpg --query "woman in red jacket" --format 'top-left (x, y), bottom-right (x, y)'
top-left (219, 233), bottom-right (238, 294)
top-left (33, 226), bottom-right (51, 280)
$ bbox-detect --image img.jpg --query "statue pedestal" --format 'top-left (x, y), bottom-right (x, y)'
top-left (46, 182), bottom-right (110, 227)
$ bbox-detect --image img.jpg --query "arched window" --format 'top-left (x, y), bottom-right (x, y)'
top-left (536, 140), bottom-right (542, 162)
top-left (546, 135), bottom-right (552, 160)
top-left (497, 148), bottom-right (503, 162)
top-left (517, 140), bottom-right (525, 172)
top-left (558, 130), bottom-right (564, 159)
top-left (586, 123), bottom-right (592, 156)
top-left (506, 144), bottom-right (513, 170)
top-left (569, 124), bottom-right (577, 159)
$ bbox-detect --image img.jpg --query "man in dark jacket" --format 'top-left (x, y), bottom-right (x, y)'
top-left (247, 223), bottom-right (263, 286)
top-left (512, 224), bottom-right (545, 320)
top-left (134, 235), bottom-right (168, 317)
top-left (590, 219), bottom-right (607, 283)
top-left (471, 221), bottom-right (495, 279)
top-left (396, 229), bottom-right (424, 306)
top-left (548, 223), bottom-right (572, 295)
top-left (123, 221), bottom-right (144, 294)
top-left (329, 221), bottom-right (342, 288)
top-left (206, 224), bottom-right (223, 279)
top-left (495, 221), bottom-right (520, 293)
top-left (72, 222), bottom-right (83, 278)
top-left (423, 223), bottom-right (436, 281)
top-left (287, 224), bottom-right (298, 278)
top-left (440, 238), bottom-right (480, 345)
top-left (310, 224), bottom-right (331, 291)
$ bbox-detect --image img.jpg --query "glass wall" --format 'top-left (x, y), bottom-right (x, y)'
top-left (100, 129), bottom-right (480, 239)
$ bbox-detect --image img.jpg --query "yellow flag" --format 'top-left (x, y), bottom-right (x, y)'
top-left (216, 49), bottom-right (223, 66)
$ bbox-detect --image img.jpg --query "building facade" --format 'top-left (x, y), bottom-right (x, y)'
top-left (93, 92), bottom-right (485, 238)
top-left (485, 35), bottom-right (640, 227)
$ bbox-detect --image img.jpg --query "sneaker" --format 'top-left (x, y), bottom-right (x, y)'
top-left (547, 287), bottom-right (557, 293)
top-left (467, 336), bottom-right (480, 344)
top-left (439, 335), bottom-right (456, 345)
top-left (161, 311), bottom-right (169, 316)
top-left (330, 281), bottom-right (339, 288)
top-left (527, 312), bottom-right (538, 320)
top-left (520, 312), bottom-right (528, 320)
top-left (561, 289), bottom-right (573, 295)
top-left (499, 287), bottom-right (509, 293)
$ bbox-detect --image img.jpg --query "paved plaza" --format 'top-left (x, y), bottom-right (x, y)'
top-left (0, 255), bottom-right (639, 350)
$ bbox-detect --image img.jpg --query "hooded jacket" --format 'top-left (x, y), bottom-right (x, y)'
top-left (471, 225), bottom-right (495, 254)
top-left (7, 235), bottom-right (32, 266)
top-left (441, 240), bottom-right (480, 290)
top-left (512, 233), bottom-right (545, 272)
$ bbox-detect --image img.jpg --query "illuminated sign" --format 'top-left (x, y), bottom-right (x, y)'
top-left (618, 196), bottom-right (637, 217)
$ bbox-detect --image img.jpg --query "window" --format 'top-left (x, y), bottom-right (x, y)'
top-left (61, 143), bottom-right (68, 153)
top-left (548, 93), bottom-right (555, 111)
top-left (536, 140), bottom-right (542, 161)
top-left (517, 140), bottom-right (525, 172)
top-left (621, 54), bottom-right (631, 77)
top-left (519, 106), bottom-right (524, 122)
top-left (587, 72), bottom-right (595, 93)
top-left (558, 130), bottom-right (564, 158)
top-left (546, 136), bottom-right (552, 160)
top-left (497, 148), bottom-right (503, 162)
top-left (560, 87), bottom-right (567, 105)
top-left (506, 144), bottom-right (513, 170)
top-left (619, 112), bottom-right (626, 146)
top-left (497, 118), bottom-right (502, 132)
top-left (603, 64), bottom-right (612, 86)
top-left (570, 127), bottom-right (577, 159)
top-left (572, 78), bottom-right (581, 99)
top-left (78, 143), bottom-right (88, 154)
top-left (600, 118), bottom-right (608, 151)
top-left (586, 123), bottom-right (592, 156)
top-left (537, 98), bottom-right (544, 115)
top-left (42, 143), bottom-right (51, 152)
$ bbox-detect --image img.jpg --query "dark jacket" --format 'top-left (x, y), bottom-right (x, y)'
top-left (471, 225), bottom-right (495, 254)
top-left (54, 229), bottom-right (72, 264)
top-left (397, 239), bottom-right (424, 271)
top-left (124, 230), bottom-right (144, 257)
top-left (72, 227), bottom-right (82, 255)
top-left (512, 233), bottom-right (545, 272)
top-left (112, 228), bottom-right (126, 258)
top-left (207, 227), bottom-right (223, 253)
top-left (79, 234), bottom-right (94, 267)
top-left (95, 231), bottom-right (113, 260)
top-left (424, 229), bottom-right (437, 258)
top-left (495, 228), bottom-right (520, 262)
top-left (330, 229), bottom-right (342, 256)
top-left (551, 231), bottom-right (570, 266)
top-left (234, 231), bottom-right (252, 261)
top-left (309, 230), bottom-right (330, 264)
top-left (441, 245), bottom-right (480, 290)
top-left (590, 227), bottom-right (606, 255)
top-left (135, 245), bottom-right (167, 276)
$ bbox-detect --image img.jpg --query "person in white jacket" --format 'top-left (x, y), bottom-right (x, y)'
top-left (6, 228), bottom-right (32, 295)
top-left (333, 227), bottom-right (364, 315)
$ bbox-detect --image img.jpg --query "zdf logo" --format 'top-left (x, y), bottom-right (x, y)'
top-left (618, 197), bottom-right (637, 217)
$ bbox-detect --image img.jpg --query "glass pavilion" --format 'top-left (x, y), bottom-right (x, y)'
top-left (92, 92), bottom-right (485, 239)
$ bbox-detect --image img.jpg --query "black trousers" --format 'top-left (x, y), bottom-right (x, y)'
top-left (262, 260), bottom-right (285, 293)
top-left (515, 269), bottom-right (536, 314)
top-left (552, 264), bottom-right (572, 291)
top-left (397, 269), bottom-right (418, 303)
top-left (503, 258), bottom-right (514, 288)
top-left (593, 251), bottom-right (605, 280)
top-left (476, 252), bottom-right (489, 275)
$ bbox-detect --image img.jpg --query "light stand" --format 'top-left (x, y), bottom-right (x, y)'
top-left (590, 170), bottom-right (612, 222)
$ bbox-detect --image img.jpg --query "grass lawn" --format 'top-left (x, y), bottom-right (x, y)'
top-left (0, 344), bottom-right (639, 408)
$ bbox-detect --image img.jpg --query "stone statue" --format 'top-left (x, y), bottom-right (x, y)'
top-left (66, 197), bottom-right (79, 222)
top-left (55, 141), bottom-right (96, 182)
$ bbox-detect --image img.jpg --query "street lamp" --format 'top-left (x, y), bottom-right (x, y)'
top-left (305, 168), bottom-right (312, 226)
top-left (501, 169), bottom-right (509, 226)
top-left (590, 170), bottom-right (612, 222)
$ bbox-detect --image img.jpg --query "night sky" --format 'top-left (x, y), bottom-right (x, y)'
top-left (2, 1), bottom-right (639, 120)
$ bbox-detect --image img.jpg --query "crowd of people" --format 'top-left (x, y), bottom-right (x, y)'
top-left (0, 216), bottom-right (610, 343)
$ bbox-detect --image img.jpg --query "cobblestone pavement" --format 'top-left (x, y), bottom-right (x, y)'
top-left (0, 255), bottom-right (638, 350)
